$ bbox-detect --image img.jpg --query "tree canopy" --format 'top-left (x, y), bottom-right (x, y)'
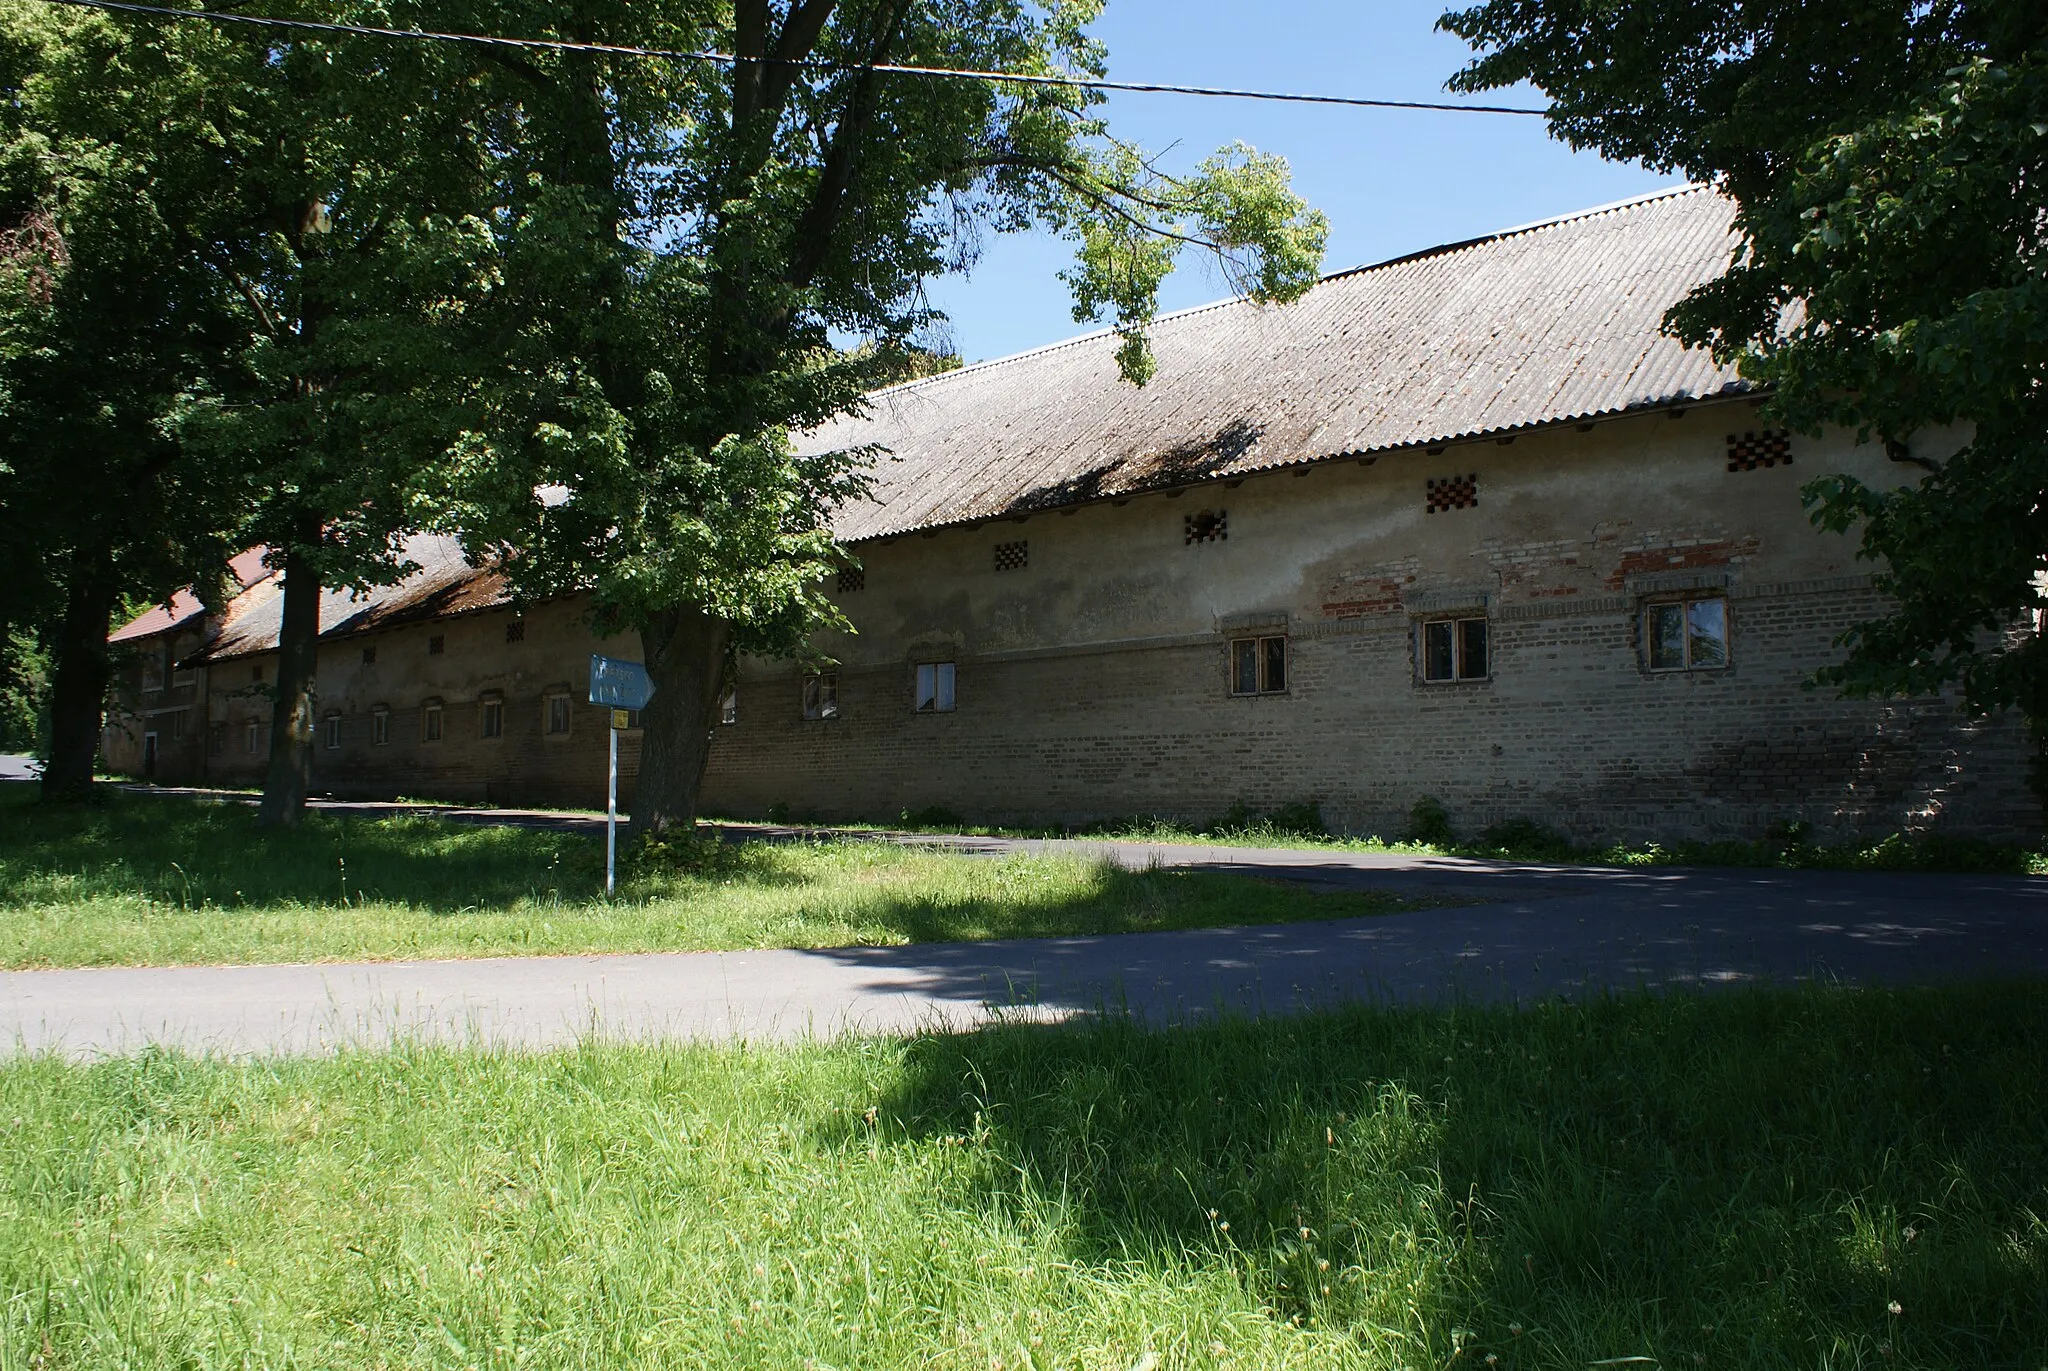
top-left (1441, 0), bottom-right (2048, 787)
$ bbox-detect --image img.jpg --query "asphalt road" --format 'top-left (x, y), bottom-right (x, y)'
top-left (5, 800), bottom-right (2046, 1056)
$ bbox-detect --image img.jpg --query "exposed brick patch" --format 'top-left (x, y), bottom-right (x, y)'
top-left (1606, 536), bottom-right (1761, 589)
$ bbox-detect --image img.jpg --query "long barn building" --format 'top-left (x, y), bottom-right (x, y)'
top-left (102, 187), bottom-right (2037, 841)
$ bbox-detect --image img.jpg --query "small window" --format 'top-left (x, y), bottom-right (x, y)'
top-left (428, 634), bottom-right (445, 656)
top-left (720, 688), bottom-right (738, 725)
top-left (361, 644), bottom-right (377, 666)
top-left (915, 662), bottom-right (956, 713)
top-left (481, 697), bottom-right (504, 739)
top-left (1230, 636), bottom-right (1287, 695)
top-left (422, 701), bottom-right (444, 742)
top-left (802, 673), bottom-right (838, 721)
top-left (372, 707), bottom-right (390, 746)
top-left (168, 710), bottom-right (188, 739)
top-left (250, 663), bottom-right (264, 683)
top-left (208, 725), bottom-right (225, 756)
top-left (505, 618), bottom-right (525, 644)
top-left (1420, 616), bottom-right (1489, 683)
top-left (1645, 595), bottom-right (1731, 672)
top-left (545, 695), bottom-right (572, 736)
top-left (244, 720), bottom-right (260, 754)
top-left (323, 712), bottom-right (341, 750)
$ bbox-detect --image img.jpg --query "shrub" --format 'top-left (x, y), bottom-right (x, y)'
top-left (1405, 795), bottom-right (1454, 847)
top-left (1475, 816), bottom-right (1571, 858)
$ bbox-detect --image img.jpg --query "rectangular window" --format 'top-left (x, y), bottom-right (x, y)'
top-left (323, 713), bottom-right (342, 750)
top-left (245, 720), bottom-right (260, 754)
top-left (1230, 636), bottom-right (1287, 695)
top-left (428, 634), bottom-right (445, 656)
top-left (720, 688), bottom-right (738, 725)
top-left (1420, 616), bottom-right (1490, 683)
top-left (372, 707), bottom-right (390, 746)
top-left (802, 673), bottom-right (838, 721)
top-left (546, 695), bottom-right (572, 736)
top-left (422, 702), bottom-right (443, 743)
top-left (915, 662), bottom-right (956, 713)
top-left (168, 710), bottom-right (188, 739)
top-left (481, 697), bottom-right (504, 739)
top-left (1646, 595), bottom-right (1731, 672)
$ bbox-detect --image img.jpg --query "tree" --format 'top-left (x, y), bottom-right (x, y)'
top-left (0, 5), bottom-right (251, 801)
top-left (433, 0), bottom-right (1330, 834)
top-left (1439, 1), bottom-right (2048, 798)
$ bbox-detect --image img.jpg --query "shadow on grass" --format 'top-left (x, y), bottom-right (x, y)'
top-left (0, 783), bottom-right (627, 914)
top-left (831, 986), bottom-right (2047, 1368)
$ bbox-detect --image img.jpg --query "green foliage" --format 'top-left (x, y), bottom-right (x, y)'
top-left (1, 986), bottom-right (2042, 1366)
top-left (0, 628), bottom-right (45, 752)
top-left (1440, 2), bottom-right (2048, 760)
top-left (1405, 794), bottom-right (1455, 846)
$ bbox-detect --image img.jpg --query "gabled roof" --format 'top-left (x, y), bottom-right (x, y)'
top-left (808, 184), bottom-right (1744, 542)
top-left (108, 547), bottom-right (275, 645)
top-left (190, 534), bottom-right (510, 662)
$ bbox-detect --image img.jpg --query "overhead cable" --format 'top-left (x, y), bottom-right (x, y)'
top-left (33, 0), bottom-right (1550, 117)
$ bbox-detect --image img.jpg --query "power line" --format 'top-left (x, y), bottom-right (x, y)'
top-left (33, 0), bottom-right (1550, 117)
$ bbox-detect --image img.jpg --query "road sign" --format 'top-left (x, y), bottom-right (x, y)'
top-left (589, 655), bottom-right (655, 710)
top-left (588, 656), bottom-right (654, 895)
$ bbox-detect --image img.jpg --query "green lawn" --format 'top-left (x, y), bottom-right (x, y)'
top-left (0, 786), bottom-right (1419, 969)
top-left (1, 986), bottom-right (2041, 1368)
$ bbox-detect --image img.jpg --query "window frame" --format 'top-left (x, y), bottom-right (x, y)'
top-left (1228, 635), bottom-right (1288, 696)
top-left (1642, 593), bottom-right (1733, 674)
top-left (914, 661), bottom-right (956, 714)
top-left (421, 699), bottom-right (444, 743)
top-left (244, 719), bottom-right (261, 755)
top-left (322, 712), bottom-right (342, 751)
top-left (1417, 614), bottom-right (1491, 684)
top-left (480, 694), bottom-right (504, 740)
top-left (544, 693), bottom-right (572, 738)
top-left (719, 688), bottom-right (738, 726)
top-left (801, 672), bottom-right (839, 721)
top-left (371, 706), bottom-right (390, 747)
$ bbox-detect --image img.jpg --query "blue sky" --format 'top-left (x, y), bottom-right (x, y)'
top-left (921, 0), bottom-right (1679, 364)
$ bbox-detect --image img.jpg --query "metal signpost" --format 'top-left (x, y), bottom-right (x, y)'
top-left (588, 655), bottom-right (656, 894)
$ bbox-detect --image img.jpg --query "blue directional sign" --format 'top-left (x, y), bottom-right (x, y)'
top-left (588, 655), bottom-right (655, 710)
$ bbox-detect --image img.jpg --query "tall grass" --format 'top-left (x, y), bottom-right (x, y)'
top-left (0, 787), bottom-right (1416, 968)
top-left (0, 985), bottom-right (2041, 1368)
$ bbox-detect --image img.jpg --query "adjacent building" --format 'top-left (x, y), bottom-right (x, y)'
top-left (102, 187), bottom-right (2037, 840)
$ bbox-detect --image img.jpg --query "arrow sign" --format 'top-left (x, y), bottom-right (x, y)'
top-left (589, 655), bottom-right (655, 710)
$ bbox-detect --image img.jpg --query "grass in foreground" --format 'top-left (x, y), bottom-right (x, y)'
top-left (2, 985), bottom-right (2042, 1368)
top-left (0, 786), bottom-right (1419, 969)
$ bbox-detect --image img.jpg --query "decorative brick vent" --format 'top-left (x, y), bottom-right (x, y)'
top-left (428, 634), bottom-right (445, 656)
top-left (993, 540), bottom-right (1029, 572)
top-left (837, 567), bottom-right (865, 594)
top-left (1185, 509), bottom-right (1229, 544)
top-left (1727, 430), bottom-right (1792, 471)
top-left (505, 618), bottom-right (525, 643)
top-left (1426, 475), bottom-right (1478, 513)
top-left (361, 645), bottom-right (377, 666)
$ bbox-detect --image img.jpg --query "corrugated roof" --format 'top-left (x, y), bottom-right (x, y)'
top-left (186, 535), bottom-right (510, 662)
top-left (808, 184), bottom-right (1743, 542)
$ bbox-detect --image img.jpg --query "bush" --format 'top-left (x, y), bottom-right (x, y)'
top-left (1405, 795), bottom-right (1454, 847)
top-left (899, 805), bottom-right (966, 830)
top-left (1475, 816), bottom-right (1571, 858)
top-left (625, 829), bottom-right (751, 878)
top-left (1265, 800), bottom-right (1327, 837)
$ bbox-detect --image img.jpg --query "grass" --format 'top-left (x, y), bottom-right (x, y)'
top-left (0, 785), bottom-right (1422, 970)
top-left (1, 984), bottom-right (2042, 1368)
top-left (802, 804), bottom-right (2048, 876)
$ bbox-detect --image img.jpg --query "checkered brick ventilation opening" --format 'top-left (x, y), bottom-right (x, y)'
top-left (993, 540), bottom-right (1029, 572)
top-left (1185, 509), bottom-right (1228, 544)
top-left (1727, 430), bottom-right (1793, 471)
top-left (1426, 475), bottom-right (1478, 513)
top-left (836, 567), bottom-right (864, 593)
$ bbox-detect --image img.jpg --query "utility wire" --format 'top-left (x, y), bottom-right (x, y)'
top-left (33, 0), bottom-right (1550, 116)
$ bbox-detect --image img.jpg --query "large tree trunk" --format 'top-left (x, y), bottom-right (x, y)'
top-left (629, 604), bottom-right (731, 838)
top-left (258, 539), bottom-right (322, 827)
top-left (40, 549), bottom-right (118, 803)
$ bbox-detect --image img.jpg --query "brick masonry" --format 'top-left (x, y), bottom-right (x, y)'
top-left (103, 401), bottom-right (2036, 842)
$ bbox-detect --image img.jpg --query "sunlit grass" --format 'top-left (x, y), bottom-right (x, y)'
top-left (0, 984), bottom-right (2041, 1367)
top-left (0, 787), bottom-right (1419, 969)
